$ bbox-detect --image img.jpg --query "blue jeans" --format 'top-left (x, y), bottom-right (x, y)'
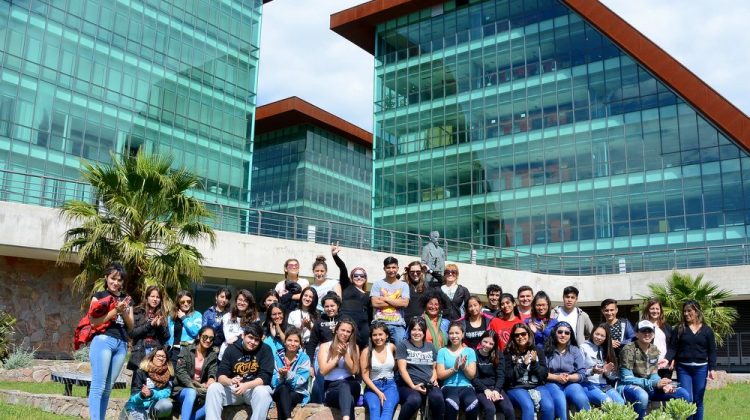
top-left (677, 363), bottom-right (708, 420)
top-left (620, 384), bottom-right (691, 419)
top-left (385, 323), bottom-right (406, 344)
top-left (544, 382), bottom-right (590, 419)
top-left (88, 334), bottom-right (128, 420)
top-left (178, 388), bottom-right (206, 420)
top-left (506, 387), bottom-right (554, 420)
top-left (582, 382), bottom-right (625, 405)
top-left (363, 378), bottom-right (399, 420)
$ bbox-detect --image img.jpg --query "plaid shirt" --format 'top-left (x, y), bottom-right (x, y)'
top-left (619, 342), bottom-right (660, 378)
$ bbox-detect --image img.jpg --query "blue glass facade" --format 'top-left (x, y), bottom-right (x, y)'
top-left (372, 0), bottom-right (750, 268)
top-left (0, 0), bottom-right (264, 207)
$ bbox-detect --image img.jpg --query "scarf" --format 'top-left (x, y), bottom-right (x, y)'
top-left (147, 363), bottom-right (170, 388)
top-left (424, 314), bottom-right (447, 350)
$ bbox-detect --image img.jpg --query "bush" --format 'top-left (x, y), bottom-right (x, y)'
top-left (0, 311), bottom-right (16, 360)
top-left (644, 399), bottom-right (697, 420)
top-left (2, 346), bottom-right (36, 369)
top-left (72, 345), bottom-right (89, 362)
top-left (570, 401), bottom-right (638, 420)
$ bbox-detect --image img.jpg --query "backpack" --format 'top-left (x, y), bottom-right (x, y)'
top-left (73, 295), bottom-right (116, 350)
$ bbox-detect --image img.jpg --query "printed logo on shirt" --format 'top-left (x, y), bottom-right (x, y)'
top-left (406, 348), bottom-right (433, 365)
top-left (233, 356), bottom-right (260, 380)
top-left (375, 288), bottom-right (403, 323)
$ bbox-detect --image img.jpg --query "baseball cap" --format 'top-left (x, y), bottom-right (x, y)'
top-left (637, 320), bottom-right (655, 332)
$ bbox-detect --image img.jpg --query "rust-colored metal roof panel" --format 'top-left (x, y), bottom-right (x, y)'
top-left (330, 0), bottom-right (750, 152)
top-left (255, 97), bottom-right (373, 147)
top-left (330, 0), bottom-right (443, 53)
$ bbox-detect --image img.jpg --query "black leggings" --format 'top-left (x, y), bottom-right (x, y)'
top-left (397, 385), bottom-right (445, 420)
top-left (443, 386), bottom-right (479, 420)
top-left (324, 378), bottom-right (361, 419)
top-left (272, 383), bottom-right (303, 420)
top-left (476, 390), bottom-right (516, 420)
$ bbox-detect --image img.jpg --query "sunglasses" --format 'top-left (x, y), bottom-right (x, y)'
top-left (408, 270), bottom-right (422, 275)
top-left (286, 263), bottom-right (299, 268)
top-left (444, 270), bottom-right (458, 276)
top-left (180, 299), bottom-right (192, 304)
top-left (352, 273), bottom-right (367, 278)
top-left (200, 335), bottom-right (215, 342)
top-left (513, 331), bottom-right (529, 338)
top-left (556, 330), bottom-right (571, 336)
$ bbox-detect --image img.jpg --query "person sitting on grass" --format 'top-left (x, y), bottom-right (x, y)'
top-left (125, 346), bottom-right (174, 419)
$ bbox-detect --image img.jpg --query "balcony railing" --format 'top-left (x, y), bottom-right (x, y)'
top-left (1, 169), bottom-right (748, 275)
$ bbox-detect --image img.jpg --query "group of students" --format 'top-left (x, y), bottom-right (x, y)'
top-left (86, 249), bottom-right (717, 420)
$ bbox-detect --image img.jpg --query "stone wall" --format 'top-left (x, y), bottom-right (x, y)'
top-left (0, 256), bottom-right (84, 357)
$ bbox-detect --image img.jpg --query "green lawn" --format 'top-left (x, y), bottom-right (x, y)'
top-left (0, 380), bottom-right (130, 399)
top-left (704, 382), bottom-right (750, 419)
top-left (0, 402), bottom-right (80, 419)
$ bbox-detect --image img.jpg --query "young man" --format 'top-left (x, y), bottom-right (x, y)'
top-left (481, 284), bottom-right (502, 316)
top-left (549, 286), bottom-right (593, 342)
top-left (370, 256), bottom-right (410, 343)
top-left (601, 298), bottom-right (635, 353)
top-left (205, 323), bottom-right (274, 420)
top-left (618, 320), bottom-right (690, 419)
top-left (517, 285), bottom-right (534, 321)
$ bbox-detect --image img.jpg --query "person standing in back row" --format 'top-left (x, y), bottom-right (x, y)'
top-left (550, 286), bottom-right (593, 342)
top-left (370, 257), bottom-right (410, 343)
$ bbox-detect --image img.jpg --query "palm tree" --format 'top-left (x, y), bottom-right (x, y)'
top-left (639, 271), bottom-right (738, 347)
top-left (58, 153), bottom-right (216, 303)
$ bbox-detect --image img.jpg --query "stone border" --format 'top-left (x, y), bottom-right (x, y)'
top-left (0, 389), bottom-right (126, 418)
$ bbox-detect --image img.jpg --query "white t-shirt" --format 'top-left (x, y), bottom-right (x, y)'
top-left (220, 312), bottom-right (243, 360)
top-left (312, 279), bottom-right (339, 312)
top-left (653, 325), bottom-right (667, 360)
top-left (555, 306), bottom-right (579, 335)
top-left (287, 309), bottom-right (312, 343)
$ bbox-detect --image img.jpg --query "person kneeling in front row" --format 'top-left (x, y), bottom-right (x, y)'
top-left (204, 323), bottom-right (274, 420)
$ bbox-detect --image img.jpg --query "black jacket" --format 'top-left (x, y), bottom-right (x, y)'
top-left (440, 284), bottom-right (471, 321)
top-left (471, 350), bottom-right (506, 392)
top-left (306, 314), bottom-right (339, 359)
top-left (504, 349), bottom-right (548, 390)
top-left (173, 343), bottom-right (219, 396)
top-left (128, 307), bottom-right (170, 371)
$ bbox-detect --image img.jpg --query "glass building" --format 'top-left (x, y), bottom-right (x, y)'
top-left (332, 0), bottom-right (750, 272)
top-left (0, 0), bottom-right (270, 209)
top-left (252, 97), bottom-right (373, 227)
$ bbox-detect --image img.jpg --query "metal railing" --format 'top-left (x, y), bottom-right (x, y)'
top-left (717, 332), bottom-right (750, 372)
top-left (1, 169), bottom-right (749, 275)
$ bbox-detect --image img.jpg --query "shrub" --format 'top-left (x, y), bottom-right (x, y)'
top-left (0, 311), bottom-right (17, 360)
top-left (570, 402), bottom-right (638, 420)
top-left (2, 346), bottom-right (36, 369)
top-left (72, 345), bottom-right (90, 362)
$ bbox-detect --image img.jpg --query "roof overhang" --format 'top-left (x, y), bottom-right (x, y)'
top-left (254, 97), bottom-right (373, 147)
top-left (330, 0), bottom-right (750, 153)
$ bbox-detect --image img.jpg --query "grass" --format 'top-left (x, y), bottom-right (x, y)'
top-left (0, 402), bottom-right (80, 419)
top-left (0, 380), bottom-right (130, 399)
top-left (704, 382), bottom-right (750, 419)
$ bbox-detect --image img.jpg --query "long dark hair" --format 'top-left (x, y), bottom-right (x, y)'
top-left (406, 261), bottom-right (426, 293)
top-left (407, 316), bottom-right (427, 345)
top-left (262, 302), bottom-right (288, 338)
top-left (193, 326), bottom-right (215, 346)
top-left (641, 298), bottom-right (665, 327)
top-left (230, 289), bottom-right (258, 324)
top-left (326, 316), bottom-right (359, 373)
top-left (259, 289), bottom-right (280, 313)
top-left (366, 321), bottom-right (392, 372)
top-left (299, 286), bottom-right (320, 322)
top-left (500, 293), bottom-right (520, 319)
top-left (505, 323), bottom-right (535, 355)
top-left (678, 300), bottom-right (705, 338)
top-left (544, 321), bottom-right (577, 358)
top-left (479, 329), bottom-right (501, 367)
top-left (591, 323), bottom-right (617, 366)
top-left (530, 291), bottom-right (552, 319)
top-left (139, 285), bottom-right (166, 317)
top-left (172, 290), bottom-right (194, 320)
top-left (215, 288), bottom-right (232, 312)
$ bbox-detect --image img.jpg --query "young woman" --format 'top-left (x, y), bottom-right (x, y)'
top-left (580, 323), bottom-right (625, 405)
top-left (307, 292), bottom-right (342, 403)
top-left (525, 291), bottom-right (558, 347)
top-left (669, 300), bottom-right (717, 420)
top-left (318, 317), bottom-right (361, 420)
top-left (263, 303), bottom-right (288, 356)
top-left (543, 321), bottom-right (590, 419)
top-left (395, 317), bottom-right (445, 420)
top-left (332, 243), bottom-right (372, 350)
top-left (219, 289), bottom-right (257, 359)
top-left (641, 298), bottom-right (674, 378)
top-left (361, 322), bottom-right (398, 420)
top-left (201, 288), bottom-right (231, 348)
top-left (125, 346), bottom-right (174, 420)
top-left (275, 258), bottom-right (310, 311)
top-left (439, 264), bottom-right (470, 321)
top-left (167, 290), bottom-right (203, 362)
top-left (88, 263), bottom-right (134, 420)
top-left (437, 321), bottom-right (478, 420)
top-left (488, 293), bottom-right (522, 350)
top-left (472, 330), bottom-right (516, 420)
top-left (128, 286), bottom-right (169, 382)
top-left (423, 290), bottom-right (450, 351)
top-left (310, 256), bottom-right (342, 312)
top-left (287, 286), bottom-right (320, 346)
top-left (460, 295), bottom-right (494, 349)
top-left (271, 327), bottom-right (311, 420)
top-left (403, 261), bottom-right (439, 320)
top-left (258, 289), bottom-right (280, 324)
top-left (504, 323), bottom-right (554, 420)
top-left (173, 326), bottom-right (219, 420)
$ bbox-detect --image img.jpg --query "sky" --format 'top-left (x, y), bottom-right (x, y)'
top-left (257, 0), bottom-right (750, 132)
